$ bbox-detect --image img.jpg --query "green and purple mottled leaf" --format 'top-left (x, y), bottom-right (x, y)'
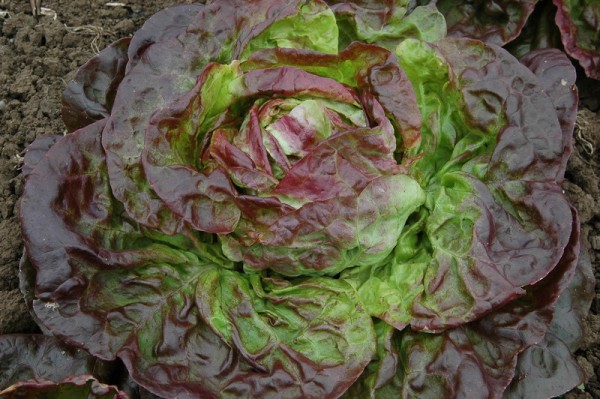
top-left (345, 37), bottom-right (576, 332)
top-left (103, 0), bottom-right (339, 235)
top-left (553, 0), bottom-right (600, 79)
top-left (345, 207), bottom-right (580, 398)
top-left (242, 42), bottom-right (422, 149)
top-left (20, 118), bottom-right (376, 399)
top-left (142, 47), bottom-right (424, 276)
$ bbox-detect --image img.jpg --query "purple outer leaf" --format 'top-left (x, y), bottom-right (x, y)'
top-left (21, 134), bottom-right (61, 179)
top-left (0, 335), bottom-right (111, 389)
top-left (62, 38), bottom-right (130, 132)
top-left (0, 375), bottom-right (129, 399)
top-left (125, 4), bottom-right (204, 72)
top-left (427, 0), bottom-right (539, 45)
top-left (502, 332), bottom-right (584, 399)
top-left (520, 47), bottom-right (578, 183)
top-left (18, 252), bottom-right (52, 336)
top-left (432, 39), bottom-right (569, 183)
top-left (103, 0), bottom-right (330, 235)
top-left (504, 0), bottom-right (562, 58)
top-left (504, 247), bottom-right (595, 398)
top-left (548, 247), bottom-right (596, 351)
top-left (20, 134), bottom-right (76, 333)
top-left (553, 0), bottom-right (600, 80)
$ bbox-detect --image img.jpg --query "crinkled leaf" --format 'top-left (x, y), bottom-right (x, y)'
top-left (345, 208), bottom-right (579, 397)
top-left (126, 4), bottom-right (204, 71)
top-left (411, 177), bottom-right (573, 331)
top-left (503, 246), bottom-right (595, 398)
top-left (553, 0), bottom-right (600, 79)
top-left (0, 375), bottom-right (128, 399)
top-left (520, 47), bottom-right (578, 183)
top-left (197, 270), bottom-right (375, 381)
top-left (398, 37), bottom-right (568, 183)
top-left (242, 42), bottom-right (422, 150)
top-left (504, 0), bottom-right (562, 58)
top-left (22, 2), bottom-right (587, 398)
top-left (0, 335), bottom-right (111, 389)
top-left (103, 0), bottom-right (341, 234)
top-left (326, 0), bottom-right (408, 45)
top-left (326, 1), bottom-right (446, 49)
top-left (391, 4), bottom-right (447, 43)
top-left (503, 333), bottom-right (584, 399)
top-left (62, 38), bottom-right (130, 132)
top-left (345, 37), bottom-right (574, 331)
top-left (421, 0), bottom-right (539, 45)
top-left (400, 209), bottom-right (578, 398)
top-left (396, 38), bottom-right (503, 184)
top-left (21, 119), bottom-right (376, 399)
top-left (142, 50), bottom-right (424, 275)
top-left (340, 321), bottom-right (401, 398)
top-left (349, 173), bottom-right (575, 331)
top-left (227, 173), bottom-right (425, 276)
top-left (141, 62), bottom-right (362, 235)
top-left (239, 0), bottom-right (339, 58)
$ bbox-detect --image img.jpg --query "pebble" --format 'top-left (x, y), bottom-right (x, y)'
top-left (591, 235), bottom-right (600, 250)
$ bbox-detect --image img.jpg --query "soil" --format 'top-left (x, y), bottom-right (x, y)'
top-left (0, 0), bottom-right (599, 398)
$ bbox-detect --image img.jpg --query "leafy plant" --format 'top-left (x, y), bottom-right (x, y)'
top-left (8, 1), bottom-right (595, 398)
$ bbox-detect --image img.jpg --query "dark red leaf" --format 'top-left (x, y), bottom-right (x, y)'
top-left (62, 38), bottom-right (130, 132)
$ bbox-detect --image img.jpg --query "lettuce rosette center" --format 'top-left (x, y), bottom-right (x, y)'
top-left (142, 54), bottom-right (426, 277)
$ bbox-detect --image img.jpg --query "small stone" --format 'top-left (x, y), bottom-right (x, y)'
top-left (114, 19), bottom-right (135, 34)
top-left (591, 235), bottom-right (600, 250)
top-left (62, 32), bottom-right (81, 48)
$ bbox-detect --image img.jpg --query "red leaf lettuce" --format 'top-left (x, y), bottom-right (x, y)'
top-left (15, 1), bottom-right (594, 398)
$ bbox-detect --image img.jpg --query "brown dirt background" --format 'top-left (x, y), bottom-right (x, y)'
top-left (0, 0), bottom-right (598, 397)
